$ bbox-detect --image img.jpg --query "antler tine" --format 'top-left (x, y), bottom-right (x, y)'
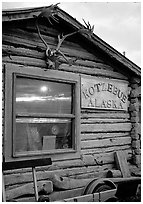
top-left (92, 25), bottom-right (94, 32)
top-left (88, 21), bottom-right (91, 29)
top-left (51, 2), bottom-right (60, 8)
top-left (56, 31), bottom-right (78, 51)
top-left (82, 18), bottom-right (88, 28)
top-left (36, 19), bottom-right (49, 49)
top-left (52, 15), bottom-right (59, 23)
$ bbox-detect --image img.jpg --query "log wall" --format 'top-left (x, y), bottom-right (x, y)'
top-left (2, 19), bottom-right (135, 201)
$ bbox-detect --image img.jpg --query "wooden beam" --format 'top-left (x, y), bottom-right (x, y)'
top-left (2, 158), bottom-right (52, 170)
top-left (81, 123), bottom-right (131, 133)
top-left (114, 151), bottom-right (130, 177)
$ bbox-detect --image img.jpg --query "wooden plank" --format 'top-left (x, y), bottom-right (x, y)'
top-left (81, 137), bottom-right (131, 149)
top-left (3, 27), bottom-right (97, 55)
top-left (81, 145), bottom-right (131, 155)
top-left (81, 132), bottom-right (130, 140)
top-left (81, 123), bottom-right (131, 133)
top-left (110, 177), bottom-right (141, 184)
top-left (6, 180), bottom-right (53, 201)
top-left (15, 197), bottom-right (35, 202)
top-left (2, 34), bottom-right (100, 62)
top-left (50, 174), bottom-right (92, 190)
top-left (2, 173), bottom-right (6, 202)
top-left (63, 194), bottom-right (94, 202)
top-left (100, 189), bottom-right (117, 202)
top-left (82, 150), bottom-right (131, 166)
top-left (49, 188), bottom-right (84, 201)
top-left (81, 118), bottom-right (129, 124)
top-left (2, 158), bottom-right (52, 170)
top-left (81, 112), bottom-right (130, 119)
top-left (114, 151), bottom-right (131, 177)
top-left (93, 150), bottom-right (131, 165)
top-left (3, 44), bottom-right (106, 68)
top-left (4, 164), bottom-right (113, 187)
top-left (3, 56), bottom-right (128, 80)
top-left (32, 167), bottom-right (38, 202)
top-left (60, 64), bottom-right (128, 80)
top-left (3, 55), bottom-right (47, 68)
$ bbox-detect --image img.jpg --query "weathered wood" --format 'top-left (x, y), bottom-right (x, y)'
top-left (100, 189), bottom-right (117, 202)
top-left (32, 167), bottom-right (38, 202)
top-left (114, 151), bottom-right (131, 177)
top-left (2, 173), bottom-right (6, 202)
top-left (81, 112), bottom-right (130, 119)
top-left (63, 193), bottom-right (95, 202)
top-left (3, 44), bottom-right (107, 69)
top-left (3, 55), bottom-right (47, 68)
top-left (3, 27), bottom-right (97, 54)
top-left (81, 145), bottom-right (131, 155)
top-left (81, 132), bottom-right (130, 140)
top-left (81, 123), bottom-right (131, 133)
top-left (110, 177), bottom-right (141, 184)
top-left (81, 137), bottom-right (131, 149)
top-left (2, 158), bottom-right (52, 170)
top-left (106, 170), bottom-right (122, 178)
top-left (60, 64), bottom-right (128, 79)
top-left (15, 197), bottom-right (35, 202)
top-left (50, 174), bottom-right (92, 190)
top-left (6, 180), bottom-right (53, 201)
top-left (81, 118), bottom-right (129, 124)
top-left (4, 164), bottom-right (113, 187)
top-left (49, 188), bottom-right (84, 201)
top-left (3, 56), bottom-right (128, 80)
top-left (2, 34), bottom-right (101, 62)
top-left (82, 151), bottom-right (130, 166)
top-left (93, 150), bottom-right (131, 165)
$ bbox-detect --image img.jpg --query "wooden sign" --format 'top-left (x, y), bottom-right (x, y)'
top-left (81, 76), bottom-right (129, 111)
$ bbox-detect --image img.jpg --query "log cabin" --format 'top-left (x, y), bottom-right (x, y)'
top-left (2, 4), bottom-right (141, 202)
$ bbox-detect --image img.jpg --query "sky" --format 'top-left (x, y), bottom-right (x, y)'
top-left (2, 1), bottom-right (141, 67)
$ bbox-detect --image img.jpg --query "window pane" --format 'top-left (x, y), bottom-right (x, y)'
top-left (15, 77), bottom-right (72, 114)
top-left (15, 118), bottom-right (72, 154)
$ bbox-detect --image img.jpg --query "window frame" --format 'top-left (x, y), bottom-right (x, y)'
top-left (4, 65), bottom-right (81, 162)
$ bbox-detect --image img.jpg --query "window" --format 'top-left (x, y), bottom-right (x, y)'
top-left (4, 65), bottom-right (80, 162)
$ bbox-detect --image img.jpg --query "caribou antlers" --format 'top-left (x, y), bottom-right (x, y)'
top-left (36, 4), bottom-right (94, 69)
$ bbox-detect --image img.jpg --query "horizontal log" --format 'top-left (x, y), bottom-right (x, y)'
top-left (4, 164), bottom-right (113, 187)
top-left (81, 145), bottom-right (131, 155)
top-left (3, 27), bottom-right (93, 54)
top-left (81, 123), bottom-right (132, 133)
top-left (15, 197), bottom-right (35, 202)
top-left (2, 44), bottom-right (113, 69)
top-left (6, 180), bottom-right (53, 201)
top-left (82, 150), bottom-right (131, 165)
top-left (4, 27), bottom-right (109, 65)
top-left (50, 174), bottom-right (91, 190)
top-left (81, 136), bottom-right (131, 149)
top-left (72, 170), bottom-right (108, 180)
top-left (81, 112), bottom-right (130, 119)
top-left (3, 55), bottom-right (47, 68)
top-left (3, 34), bottom-right (99, 62)
top-left (3, 57), bottom-right (128, 80)
top-left (14, 188), bottom-right (84, 202)
top-left (81, 132), bottom-right (130, 140)
top-left (60, 64), bottom-right (128, 80)
top-left (81, 118), bottom-right (129, 124)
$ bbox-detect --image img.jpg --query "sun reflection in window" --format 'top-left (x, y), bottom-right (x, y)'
top-left (40, 86), bottom-right (48, 92)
